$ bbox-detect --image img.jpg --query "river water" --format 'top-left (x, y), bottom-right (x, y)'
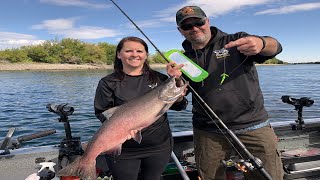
top-left (0, 64), bottom-right (319, 147)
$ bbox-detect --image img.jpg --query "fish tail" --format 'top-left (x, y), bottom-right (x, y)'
top-left (57, 156), bottom-right (97, 180)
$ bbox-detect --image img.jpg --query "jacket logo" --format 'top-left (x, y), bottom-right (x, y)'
top-left (148, 83), bottom-right (157, 89)
top-left (213, 48), bottom-right (230, 59)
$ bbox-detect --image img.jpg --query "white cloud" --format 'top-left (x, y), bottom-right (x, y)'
top-left (154, 1), bottom-right (320, 25)
top-left (0, 16), bottom-right (122, 49)
top-left (127, 20), bottom-right (164, 29)
top-left (157, 0), bottom-right (270, 23)
top-left (40, 0), bottom-right (110, 9)
top-left (113, 0), bottom-right (280, 30)
top-left (32, 18), bottom-right (122, 39)
top-left (255, 2), bottom-right (320, 15)
top-left (32, 18), bottom-right (76, 30)
top-left (0, 32), bottom-right (35, 40)
top-left (125, 0), bottom-right (272, 29)
top-left (59, 26), bottom-right (122, 39)
top-left (184, 0), bottom-right (269, 17)
top-left (0, 32), bottom-right (44, 50)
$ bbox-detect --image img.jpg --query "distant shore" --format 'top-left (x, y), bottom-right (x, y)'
top-left (0, 62), bottom-right (286, 71)
top-left (0, 62), bottom-right (167, 71)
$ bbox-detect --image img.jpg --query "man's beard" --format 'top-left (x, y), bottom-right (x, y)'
top-left (189, 31), bottom-right (211, 45)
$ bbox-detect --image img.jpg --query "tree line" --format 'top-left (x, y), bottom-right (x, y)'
top-left (0, 38), bottom-right (284, 64)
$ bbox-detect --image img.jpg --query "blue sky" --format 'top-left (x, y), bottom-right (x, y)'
top-left (0, 0), bottom-right (319, 63)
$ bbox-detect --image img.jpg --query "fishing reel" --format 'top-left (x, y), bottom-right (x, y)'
top-left (222, 157), bottom-right (255, 173)
top-left (281, 96), bottom-right (314, 130)
top-left (221, 156), bottom-right (256, 180)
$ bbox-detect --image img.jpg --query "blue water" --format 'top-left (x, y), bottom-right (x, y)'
top-left (0, 64), bottom-right (319, 147)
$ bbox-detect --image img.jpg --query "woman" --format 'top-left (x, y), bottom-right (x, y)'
top-left (94, 36), bottom-right (188, 180)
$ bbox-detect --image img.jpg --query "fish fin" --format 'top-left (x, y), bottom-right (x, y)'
top-left (102, 106), bottom-right (119, 121)
top-left (57, 156), bottom-right (97, 180)
top-left (133, 130), bottom-right (142, 144)
top-left (111, 144), bottom-right (122, 156)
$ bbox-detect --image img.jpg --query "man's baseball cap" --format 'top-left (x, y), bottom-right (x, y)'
top-left (176, 6), bottom-right (207, 26)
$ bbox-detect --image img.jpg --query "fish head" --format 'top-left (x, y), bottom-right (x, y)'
top-left (159, 77), bottom-right (188, 103)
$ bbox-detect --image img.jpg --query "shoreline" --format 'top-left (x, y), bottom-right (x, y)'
top-left (0, 62), bottom-right (286, 71)
top-left (0, 62), bottom-right (167, 71)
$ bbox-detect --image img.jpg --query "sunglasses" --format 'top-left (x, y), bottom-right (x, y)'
top-left (180, 18), bottom-right (206, 31)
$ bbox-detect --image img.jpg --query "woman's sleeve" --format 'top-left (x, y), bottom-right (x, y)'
top-left (94, 79), bottom-right (114, 123)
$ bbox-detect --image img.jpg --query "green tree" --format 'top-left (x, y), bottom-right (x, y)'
top-left (150, 51), bottom-right (167, 64)
top-left (98, 42), bottom-right (116, 65)
top-left (0, 49), bottom-right (31, 63)
top-left (264, 57), bottom-right (284, 64)
top-left (82, 43), bottom-right (107, 64)
top-left (0, 50), bottom-right (10, 61)
top-left (41, 40), bottom-right (64, 63)
top-left (23, 45), bottom-right (49, 63)
top-left (59, 38), bottom-right (86, 64)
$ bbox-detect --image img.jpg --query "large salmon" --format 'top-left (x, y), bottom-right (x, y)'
top-left (57, 77), bottom-right (188, 180)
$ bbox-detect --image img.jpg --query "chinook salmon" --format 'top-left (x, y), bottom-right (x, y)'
top-left (57, 77), bottom-right (188, 180)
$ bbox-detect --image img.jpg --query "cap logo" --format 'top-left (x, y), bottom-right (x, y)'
top-left (181, 7), bottom-right (195, 16)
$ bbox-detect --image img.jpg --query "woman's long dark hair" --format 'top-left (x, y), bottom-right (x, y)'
top-left (114, 36), bottom-right (157, 83)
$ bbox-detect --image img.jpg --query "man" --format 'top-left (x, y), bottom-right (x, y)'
top-left (167, 6), bottom-right (283, 180)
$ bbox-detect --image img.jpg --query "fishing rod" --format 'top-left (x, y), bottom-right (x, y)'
top-left (109, 1), bottom-right (272, 179)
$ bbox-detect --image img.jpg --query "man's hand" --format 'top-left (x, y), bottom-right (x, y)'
top-left (166, 62), bottom-right (187, 102)
top-left (224, 36), bottom-right (264, 56)
top-left (166, 62), bottom-right (184, 79)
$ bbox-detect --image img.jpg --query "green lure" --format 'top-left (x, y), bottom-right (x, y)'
top-left (220, 73), bottom-right (229, 85)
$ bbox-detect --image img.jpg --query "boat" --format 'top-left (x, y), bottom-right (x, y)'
top-left (1, 97), bottom-right (320, 180)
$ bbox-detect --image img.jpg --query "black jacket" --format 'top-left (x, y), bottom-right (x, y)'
top-left (182, 26), bottom-right (282, 131)
top-left (94, 70), bottom-right (187, 158)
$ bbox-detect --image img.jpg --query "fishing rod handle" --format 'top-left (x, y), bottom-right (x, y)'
top-left (17, 129), bottom-right (56, 142)
top-left (227, 129), bottom-right (273, 180)
top-left (260, 168), bottom-right (273, 180)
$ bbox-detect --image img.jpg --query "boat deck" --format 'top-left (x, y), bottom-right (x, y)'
top-left (0, 146), bottom-right (59, 179)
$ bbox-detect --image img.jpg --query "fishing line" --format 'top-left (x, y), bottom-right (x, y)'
top-left (108, 0), bottom-right (234, 148)
top-left (109, 0), bottom-right (240, 163)
top-left (109, 1), bottom-right (272, 179)
top-left (109, 0), bottom-right (218, 118)
top-left (219, 55), bottom-right (248, 86)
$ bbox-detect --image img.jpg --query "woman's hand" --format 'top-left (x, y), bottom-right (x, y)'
top-left (127, 130), bottom-right (139, 140)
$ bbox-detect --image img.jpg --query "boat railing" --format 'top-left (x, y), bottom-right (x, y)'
top-left (0, 128), bottom-right (56, 155)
